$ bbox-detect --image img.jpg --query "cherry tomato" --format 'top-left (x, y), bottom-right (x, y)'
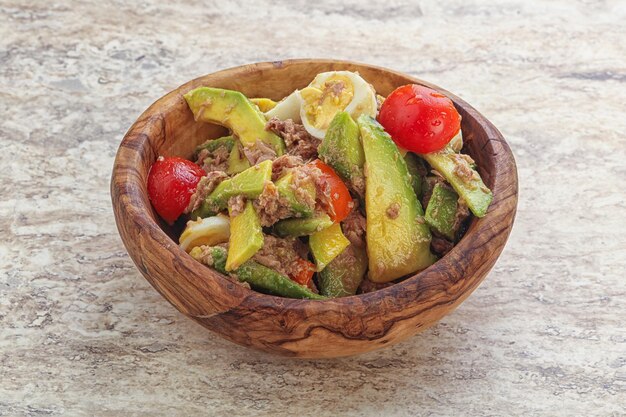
top-left (378, 84), bottom-right (461, 154)
top-left (309, 160), bottom-right (353, 223)
top-left (290, 258), bottom-right (316, 287)
top-left (147, 156), bottom-right (205, 224)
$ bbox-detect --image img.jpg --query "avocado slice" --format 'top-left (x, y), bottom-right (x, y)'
top-left (184, 87), bottom-right (286, 155)
top-left (318, 244), bottom-right (368, 297)
top-left (404, 152), bottom-right (427, 200)
top-left (309, 223), bottom-right (350, 272)
top-left (425, 183), bottom-right (459, 241)
top-left (192, 160), bottom-right (273, 218)
top-left (420, 146), bottom-right (492, 217)
top-left (227, 141), bottom-right (251, 175)
top-left (357, 115), bottom-right (436, 283)
top-left (318, 111), bottom-right (365, 193)
top-left (274, 214), bottom-right (333, 237)
top-left (274, 169), bottom-right (316, 218)
top-left (225, 200), bottom-right (264, 271)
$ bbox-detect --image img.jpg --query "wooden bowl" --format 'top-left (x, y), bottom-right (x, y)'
top-left (111, 59), bottom-right (518, 358)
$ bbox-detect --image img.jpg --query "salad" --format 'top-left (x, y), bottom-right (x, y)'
top-left (147, 71), bottom-right (493, 299)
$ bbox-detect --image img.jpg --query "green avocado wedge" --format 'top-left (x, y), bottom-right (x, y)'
top-left (318, 111), bottom-right (365, 194)
top-left (184, 87), bottom-right (285, 155)
top-left (420, 146), bottom-right (492, 217)
top-left (357, 115), bottom-right (436, 283)
top-left (274, 170), bottom-right (316, 218)
top-left (225, 200), bottom-right (264, 272)
top-left (425, 183), bottom-right (459, 241)
top-left (309, 223), bottom-right (351, 272)
top-left (227, 141), bottom-right (251, 175)
top-left (404, 152), bottom-right (427, 200)
top-left (318, 244), bottom-right (368, 297)
top-left (192, 160), bottom-right (273, 219)
top-left (274, 214), bottom-right (333, 237)
top-left (190, 246), bottom-right (326, 300)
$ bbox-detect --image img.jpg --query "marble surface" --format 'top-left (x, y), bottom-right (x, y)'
top-left (1, 0), bottom-right (625, 415)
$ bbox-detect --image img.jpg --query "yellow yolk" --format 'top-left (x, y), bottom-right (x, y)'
top-left (250, 98), bottom-right (277, 112)
top-left (300, 75), bottom-right (355, 131)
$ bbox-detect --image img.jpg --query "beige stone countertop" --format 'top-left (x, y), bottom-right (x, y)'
top-left (1, 0), bottom-right (625, 416)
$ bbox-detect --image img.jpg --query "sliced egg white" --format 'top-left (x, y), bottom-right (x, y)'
top-left (264, 90), bottom-right (303, 122)
top-left (179, 214), bottom-right (230, 253)
top-left (300, 71), bottom-right (377, 139)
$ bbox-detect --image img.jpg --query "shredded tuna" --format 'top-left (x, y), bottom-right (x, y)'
top-left (291, 167), bottom-right (317, 210)
top-left (271, 154), bottom-right (304, 181)
top-left (266, 117), bottom-right (320, 160)
top-left (302, 164), bottom-right (334, 217)
top-left (243, 140), bottom-right (277, 165)
top-left (194, 245), bottom-right (215, 266)
top-left (459, 153), bottom-right (475, 166)
top-left (200, 145), bottom-right (230, 173)
top-left (451, 153), bottom-right (479, 183)
top-left (228, 195), bottom-right (246, 217)
top-left (451, 197), bottom-right (470, 236)
top-left (421, 175), bottom-right (446, 209)
top-left (330, 80), bottom-right (346, 97)
top-left (342, 204), bottom-right (366, 247)
top-left (431, 169), bottom-right (446, 179)
top-left (386, 202), bottom-right (400, 219)
top-left (185, 171), bottom-right (228, 215)
top-left (253, 181), bottom-right (293, 226)
top-left (252, 235), bottom-right (309, 278)
top-left (349, 171), bottom-right (366, 198)
top-left (431, 235), bottom-right (454, 256)
top-left (317, 80), bottom-right (346, 104)
top-left (195, 148), bottom-right (210, 165)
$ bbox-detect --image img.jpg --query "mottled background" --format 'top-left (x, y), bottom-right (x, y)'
top-left (1, 0), bottom-right (625, 416)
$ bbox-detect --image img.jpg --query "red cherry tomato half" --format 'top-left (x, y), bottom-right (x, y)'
top-left (290, 258), bottom-right (316, 287)
top-left (378, 84), bottom-right (461, 154)
top-left (147, 156), bottom-right (205, 224)
top-left (309, 160), bottom-right (353, 223)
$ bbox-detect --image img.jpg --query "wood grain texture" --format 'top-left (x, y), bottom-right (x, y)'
top-left (111, 59), bottom-right (518, 358)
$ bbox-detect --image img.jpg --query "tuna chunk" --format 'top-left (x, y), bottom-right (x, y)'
top-left (186, 171), bottom-right (228, 215)
top-left (342, 204), bottom-right (366, 248)
top-left (197, 145), bottom-right (230, 173)
top-left (252, 235), bottom-right (310, 278)
top-left (253, 181), bottom-right (294, 227)
top-left (266, 117), bottom-right (320, 160)
top-left (243, 140), bottom-right (277, 165)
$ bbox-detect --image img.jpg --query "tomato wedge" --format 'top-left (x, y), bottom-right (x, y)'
top-left (308, 159), bottom-right (353, 223)
top-left (290, 258), bottom-right (316, 287)
top-left (147, 156), bottom-right (205, 224)
top-left (378, 84), bottom-right (461, 154)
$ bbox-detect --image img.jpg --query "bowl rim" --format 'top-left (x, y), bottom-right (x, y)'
top-left (112, 58), bottom-right (518, 319)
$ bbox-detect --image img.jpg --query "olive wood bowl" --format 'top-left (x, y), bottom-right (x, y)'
top-left (111, 59), bottom-right (518, 358)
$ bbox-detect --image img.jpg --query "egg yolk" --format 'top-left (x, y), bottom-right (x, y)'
top-left (301, 75), bottom-right (355, 130)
